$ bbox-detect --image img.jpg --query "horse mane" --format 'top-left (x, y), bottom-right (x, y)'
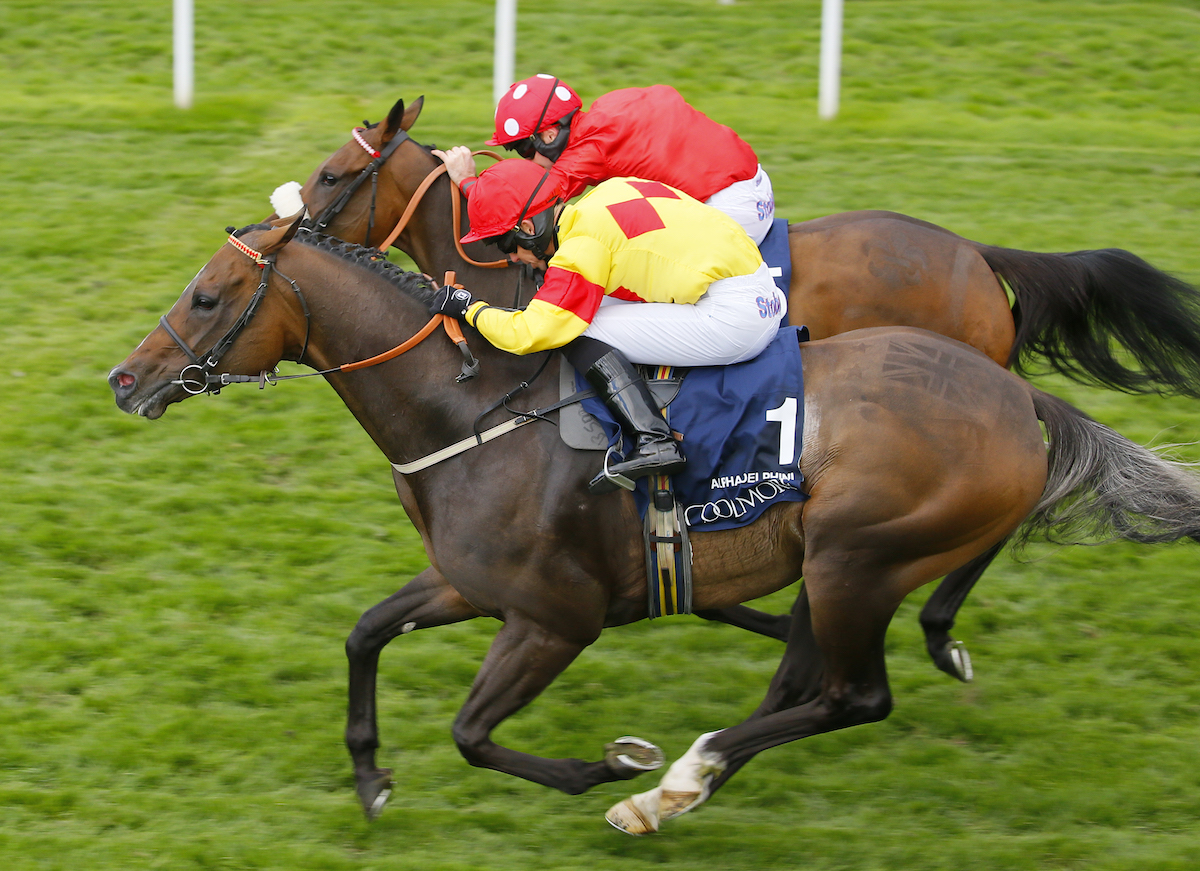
top-left (291, 226), bottom-right (438, 305)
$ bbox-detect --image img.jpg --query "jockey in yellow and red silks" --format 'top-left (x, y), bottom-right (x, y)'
top-left (428, 158), bottom-right (786, 493)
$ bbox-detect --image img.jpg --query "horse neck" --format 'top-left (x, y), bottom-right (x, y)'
top-left (285, 242), bottom-right (543, 468)
top-left (385, 152), bottom-right (525, 300)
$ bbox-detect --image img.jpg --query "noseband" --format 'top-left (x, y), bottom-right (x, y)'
top-left (162, 232), bottom-right (310, 395)
top-left (310, 126), bottom-right (411, 246)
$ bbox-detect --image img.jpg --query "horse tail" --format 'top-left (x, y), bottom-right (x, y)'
top-left (972, 243), bottom-right (1200, 397)
top-left (1019, 387), bottom-right (1200, 546)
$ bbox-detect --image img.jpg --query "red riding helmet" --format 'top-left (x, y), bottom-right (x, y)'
top-left (487, 74), bottom-right (582, 146)
top-left (460, 159), bottom-right (564, 244)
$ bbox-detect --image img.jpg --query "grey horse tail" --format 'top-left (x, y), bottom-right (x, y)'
top-left (1020, 387), bottom-right (1200, 546)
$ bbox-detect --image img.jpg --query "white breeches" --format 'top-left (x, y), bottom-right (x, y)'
top-left (705, 164), bottom-right (775, 246)
top-left (581, 263), bottom-right (786, 367)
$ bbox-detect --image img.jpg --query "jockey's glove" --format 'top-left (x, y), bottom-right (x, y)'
top-left (430, 286), bottom-right (474, 320)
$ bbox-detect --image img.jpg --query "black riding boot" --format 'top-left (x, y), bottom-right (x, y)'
top-left (584, 350), bottom-right (686, 494)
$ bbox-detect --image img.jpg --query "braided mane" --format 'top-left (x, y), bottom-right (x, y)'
top-left (292, 226), bottom-right (438, 306)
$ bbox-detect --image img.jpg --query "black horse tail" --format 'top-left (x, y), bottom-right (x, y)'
top-left (1020, 387), bottom-right (1200, 546)
top-left (972, 244), bottom-right (1200, 397)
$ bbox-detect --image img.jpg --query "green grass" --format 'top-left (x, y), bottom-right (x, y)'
top-left (2, 0), bottom-right (1200, 868)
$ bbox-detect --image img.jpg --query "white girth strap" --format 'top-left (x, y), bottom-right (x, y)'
top-left (390, 415), bottom-right (538, 475)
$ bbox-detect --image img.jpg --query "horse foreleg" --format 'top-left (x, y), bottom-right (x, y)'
top-left (918, 538), bottom-right (1007, 683)
top-left (345, 567), bottom-right (482, 818)
top-left (607, 565), bottom-right (898, 835)
top-left (451, 616), bottom-right (662, 795)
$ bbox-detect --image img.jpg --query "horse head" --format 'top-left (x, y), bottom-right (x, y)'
top-left (109, 215), bottom-right (310, 419)
top-left (300, 97), bottom-right (430, 249)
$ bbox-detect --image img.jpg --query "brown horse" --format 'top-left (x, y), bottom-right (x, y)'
top-left (287, 96), bottom-right (1200, 680)
top-left (108, 218), bottom-right (1200, 829)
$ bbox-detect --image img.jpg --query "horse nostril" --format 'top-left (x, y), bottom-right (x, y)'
top-left (109, 370), bottom-right (136, 393)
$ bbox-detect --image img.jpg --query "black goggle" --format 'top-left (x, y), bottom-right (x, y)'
top-left (503, 136), bottom-right (539, 160)
top-left (491, 230), bottom-right (519, 256)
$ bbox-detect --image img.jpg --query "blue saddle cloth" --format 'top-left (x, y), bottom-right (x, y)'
top-left (578, 326), bottom-right (809, 532)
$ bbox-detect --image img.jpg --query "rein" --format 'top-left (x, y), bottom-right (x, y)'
top-left (166, 235), bottom-right (480, 394)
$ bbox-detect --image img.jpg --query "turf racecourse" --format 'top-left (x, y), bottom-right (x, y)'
top-left (3, 0), bottom-right (1200, 867)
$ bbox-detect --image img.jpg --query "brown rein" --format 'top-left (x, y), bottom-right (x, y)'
top-left (376, 150), bottom-right (509, 269)
top-left (248, 272), bottom-right (478, 388)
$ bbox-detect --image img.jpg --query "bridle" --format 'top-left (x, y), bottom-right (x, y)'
top-left (163, 229), bottom-right (479, 396)
top-left (161, 231), bottom-right (311, 395)
top-left (310, 126), bottom-right (411, 246)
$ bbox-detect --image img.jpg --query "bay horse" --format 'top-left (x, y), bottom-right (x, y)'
top-left (285, 96), bottom-right (1200, 680)
top-left (108, 216), bottom-right (1200, 829)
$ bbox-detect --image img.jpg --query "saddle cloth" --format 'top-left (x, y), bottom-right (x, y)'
top-left (565, 326), bottom-right (809, 532)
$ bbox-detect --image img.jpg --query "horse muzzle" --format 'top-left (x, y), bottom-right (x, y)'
top-left (108, 364), bottom-right (187, 419)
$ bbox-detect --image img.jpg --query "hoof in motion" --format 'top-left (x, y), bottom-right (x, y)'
top-left (946, 640), bottom-right (974, 683)
top-left (356, 769), bottom-right (394, 820)
top-left (606, 787), bottom-right (662, 835)
top-left (604, 736), bottom-right (666, 778)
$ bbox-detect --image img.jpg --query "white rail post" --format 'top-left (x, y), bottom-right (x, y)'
top-left (173, 0), bottom-right (193, 109)
top-left (818, 0), bottom-right (842, 120)
top-left (493, 0), bottom-right (517, 105)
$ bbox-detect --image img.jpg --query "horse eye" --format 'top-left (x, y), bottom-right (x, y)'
top-left (192, 293), bottom-right (217, 311)
top-left (320, 172), bottom-right (338, 187)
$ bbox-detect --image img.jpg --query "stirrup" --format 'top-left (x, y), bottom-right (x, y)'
top-left (589, 445), bottom-right (636, 494)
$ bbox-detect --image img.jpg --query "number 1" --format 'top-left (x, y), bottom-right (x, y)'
top-left (766, 397), bottom-right (798, 465)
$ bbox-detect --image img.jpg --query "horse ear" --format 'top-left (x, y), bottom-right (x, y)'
top-left (259, 212), bottom-right (307, 256)
top-left (384, 96), bottom-right (424, 139)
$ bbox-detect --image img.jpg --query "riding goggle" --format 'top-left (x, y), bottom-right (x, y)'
top-left (491, 230), bottom-right (520, 255)
top-left (503, 136), bottom-right (539, 160)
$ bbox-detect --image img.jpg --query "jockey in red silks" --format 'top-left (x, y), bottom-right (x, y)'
top-left (434, 74), bottom-right (775, 245)
top-left (428, 158), bottom-right (786, 493)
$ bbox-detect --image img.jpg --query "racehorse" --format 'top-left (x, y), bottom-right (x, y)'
top-left (284, 96), bottom-right (1200, 680)
top-left (108, 216), bottom-right (1200, 830)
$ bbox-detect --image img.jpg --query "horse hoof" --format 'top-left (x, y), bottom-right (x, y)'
top-left (356, 769), bottom-right (394, 820)
top-left (605, 790), bottom-right (661, 835)
top-left (605, 736), bottom-right (666, 778)
top-left (947, 640), bottom-right (973, 683)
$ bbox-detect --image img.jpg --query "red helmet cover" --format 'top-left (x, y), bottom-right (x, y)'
top-left (486, 74), bottom-right (582, 146)
top-left (460, 159), bottom-right (564, 244)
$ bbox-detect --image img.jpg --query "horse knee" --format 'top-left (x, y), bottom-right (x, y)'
top-left (344, 623), bottom-right (376, 663)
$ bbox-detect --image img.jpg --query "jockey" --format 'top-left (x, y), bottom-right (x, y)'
top-left (430, 159), bottom-right (787, 493)
top-left (434, 74), bottom-right (775, 245)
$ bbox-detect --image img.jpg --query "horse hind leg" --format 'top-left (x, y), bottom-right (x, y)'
top-left (345, 567), bottom-right (482, 818)
top-left (607, 567), bottom-right (898, 834)
top-left (918, 537), bottom-right (1007, 683)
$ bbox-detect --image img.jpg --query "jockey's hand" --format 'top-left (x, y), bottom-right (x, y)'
top-left (432, 146), bottom-right (478, 189)
top-left (430, 286), bottom-right (474, 320)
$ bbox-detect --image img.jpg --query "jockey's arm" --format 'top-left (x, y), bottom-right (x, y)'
top-left (465, 264), bottom-right (606, 356)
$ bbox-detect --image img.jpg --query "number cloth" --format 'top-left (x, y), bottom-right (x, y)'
top-left (464, 178), bottom-right (786, 365)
